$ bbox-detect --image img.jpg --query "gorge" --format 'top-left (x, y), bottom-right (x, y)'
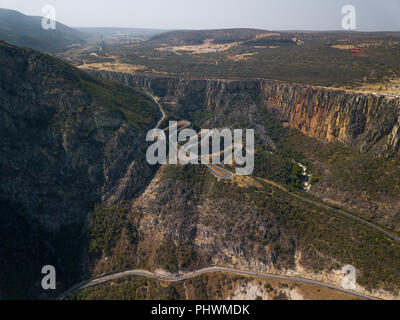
top-left (88, 70), bottom-right (400, 157)
top-left (1, 41), bottom-right (400, 300)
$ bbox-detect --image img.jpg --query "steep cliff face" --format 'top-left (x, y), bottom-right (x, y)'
top-left (87, 164), bottom-right (400, 299)
top-left (90, 71), bottom-right (400, 157)
top-left (0, 43), bottom-right (159, 298)
top-left (261, 82), bottom-right (400, 156)
top-left (3, 42), bottom-right (399, 300)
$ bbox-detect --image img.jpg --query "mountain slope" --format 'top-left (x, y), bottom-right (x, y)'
top-left (89, 72), bottom-right (400, 232)
top-left (0, 8), bottom-right (85, 52)
top-left (149, 28), bottom-right (270, 45)
top-left (77, 27), bottom-right (167, 40)
top-left (0, 41), bottom-right (160, 299)
top-left (77, 72), bottom-right (400, 300)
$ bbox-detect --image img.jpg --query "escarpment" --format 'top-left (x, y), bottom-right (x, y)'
top-left (87, 70), bottom-right (400, 234)
top-left (89, 70), bottom-right (400, 157)
top-left (261, 82), bottom-right (400, 156)
top-left (1, 40), bottom-right (398, 300)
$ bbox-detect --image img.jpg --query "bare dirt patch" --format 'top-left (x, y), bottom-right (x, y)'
top-left (157, 39), bottom-right (240, 54)
top-left (78, 61), bottom-right (148, 74)
top-left (339, 78), bottom-right (400, 96)
top-left (226, 52), bottom-right (259, 62)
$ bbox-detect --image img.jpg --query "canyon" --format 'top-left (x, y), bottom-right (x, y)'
top-left (77, 70), bottom-right (400, 300)
top-left (88, 71), bottom-right (400, 157)
top-left (88, 70), bottom-right (400, 230)
top-left (1, 41), bottom-right (400, 300)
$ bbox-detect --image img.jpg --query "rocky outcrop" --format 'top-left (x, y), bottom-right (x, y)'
top-left (262, 82), bottom-right (400, 156)
top-left (89, 70), bottom-right (400, 157)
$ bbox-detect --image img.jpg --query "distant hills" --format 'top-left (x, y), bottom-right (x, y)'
top-left (77, 27), bottom-right (167, 39)
top-left (149, 28), bottom-right (271, 45)
top-left (0, 8), bottom-right (85, 52)
top-left (0, 10), bottom-right (274, 52)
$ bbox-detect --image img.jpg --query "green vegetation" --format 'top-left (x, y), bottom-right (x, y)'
top-left (254, 147), bottom-right (304, 188)
top-left (161, 164), bottom-right (209, 194)
top-left (87, 203), bottom-right (144, 275)
top-left (250, 106), bottom-right (400, 230)
top-left (29, 28), bottom-right (400, 298)
top-left (88, 204), bottom-right (128, 259)
top-left (159, 163), bottom-right (400, 292)
top-left (78, 79), bottom-right (159, 130)
top-left (273, 291), bottom-right (289, 300)
top-left (67, 271), bottom-right (358, 300)
top-left (149, 29), bottom-right (268, 46)
top-left (177, 241), bottom-right (197, 269)
top-left (188, 275), bottom-right (210, 299)
top-left (154, 238), bottom-right (198, 273)
top-left (96, 31), bottom-right (400, 87)
top-left (275, 128), bottom-right (400, 229)
top-left (154, 238), bottom-right (179, 273)
top-left (0, 40), bottom-right (162, 299)
top-left (70, 277), bottom-right (182, 300)
top-left (0, 41), bottom-right (160, 134)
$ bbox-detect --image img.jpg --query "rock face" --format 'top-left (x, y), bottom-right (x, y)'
top-left (0, 43), bottom-right (159, 298)
top-left (262, 82), bottom-right (400, 156)
top-left (90, 71), bottom-right (400, 157)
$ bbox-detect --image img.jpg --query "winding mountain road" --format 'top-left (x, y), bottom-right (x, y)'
top-left (58, 266), bottom-right (377, 300)
top-left (289, 192), bottom-right (400, 244)
top-left (146, 91), bottom-right (234, 179)
top-left (206, 164), bottom-right (234, 179)
top-left (81, 91), bottom-right (394, 302)
top-left (144, 91), bottom-right (166, 129)
top-left (145, 91), bottom-right (400, 243)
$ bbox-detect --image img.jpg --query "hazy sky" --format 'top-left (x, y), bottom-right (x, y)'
top-left (1, 0), bottom-right (400, 31)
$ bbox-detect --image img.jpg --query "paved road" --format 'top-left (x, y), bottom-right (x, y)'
top-left (255, 177), bottom-right (400, 244)
top-left (288, 192), bottom-right (400, 244)
top-left (58, 266), bottom-right (377, 300)
top-left (144, 91), bottom-right (166, 129)
top-left (146, 91), bottom-right (400, 243)
top-left (146, 92), bottom-right (233, 179)
top-left (206, 164), bottom-right (234, 179)
top-left (125, 91), bottom-right (397, 299)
